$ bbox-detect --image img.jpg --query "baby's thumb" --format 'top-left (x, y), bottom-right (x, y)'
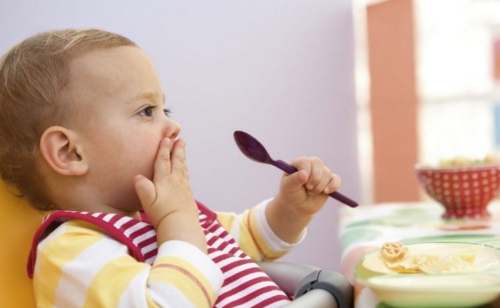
top-left (282, 170), bottom-right (309, 193)
top-left (134, 175), bottom-right (157, 210)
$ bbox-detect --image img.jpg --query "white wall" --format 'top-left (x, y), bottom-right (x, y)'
top-left (0, 0), bottom-right (359, 271)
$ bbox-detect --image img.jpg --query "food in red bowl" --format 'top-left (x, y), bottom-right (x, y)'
top-left (415, 156), bottom-right (500, 219)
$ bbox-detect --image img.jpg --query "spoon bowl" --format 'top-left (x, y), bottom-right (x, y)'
top-left (234, 131), bottom-right (272, 164)
top-left (233, 130), bottom-right (358, 208)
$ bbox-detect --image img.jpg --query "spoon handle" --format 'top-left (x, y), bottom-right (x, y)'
top-left (272, 160), bottom-right (358, 208)
top-left (272, 159), bottom-right (298, 174)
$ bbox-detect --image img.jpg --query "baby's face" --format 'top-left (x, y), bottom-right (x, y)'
top-left (61, 46), bottom-right (180, 213)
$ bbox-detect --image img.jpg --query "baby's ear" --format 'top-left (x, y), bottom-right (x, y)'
top-left (39, 126), bottom-right (88, 176)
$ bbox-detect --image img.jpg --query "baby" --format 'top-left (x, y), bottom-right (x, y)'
top-left (0, 29), bottom-right (341, 308)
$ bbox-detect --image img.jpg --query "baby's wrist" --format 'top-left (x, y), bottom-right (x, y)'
top-left (155, 212), bottom-right (207, 253)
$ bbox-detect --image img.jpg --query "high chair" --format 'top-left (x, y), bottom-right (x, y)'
top-left (0, 178), bottom-right (352, 308)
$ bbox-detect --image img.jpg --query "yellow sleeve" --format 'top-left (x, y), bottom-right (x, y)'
top-left (215, 201), bottom-right (293, 262)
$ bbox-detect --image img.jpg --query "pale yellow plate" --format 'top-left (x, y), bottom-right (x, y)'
top-left (355, 242), bottom-right (500, 308)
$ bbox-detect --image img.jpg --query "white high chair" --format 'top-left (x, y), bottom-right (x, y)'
top-left (0, 178), bottom-right (352, 308)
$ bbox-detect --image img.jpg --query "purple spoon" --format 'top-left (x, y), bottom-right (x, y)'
top-left (233, 130), bottom-right (358, 208)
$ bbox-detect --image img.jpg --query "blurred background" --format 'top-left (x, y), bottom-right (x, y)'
top-left (355, 0), bottom-right (500, 205)
top-left (1, 0), bottom-right (499, 271)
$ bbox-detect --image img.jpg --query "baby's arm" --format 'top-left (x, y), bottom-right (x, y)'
top-left (216, 158), bottom-right (340, 261)
top-left (33, 220), bottom-right (222, 308)
top-left (216, 201), bottom-right (302, 262)
top-left (265, 157), bottom-right (341, 243)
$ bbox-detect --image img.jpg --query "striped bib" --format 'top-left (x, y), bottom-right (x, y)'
top-left (28, 202), bottom-right (291, 308)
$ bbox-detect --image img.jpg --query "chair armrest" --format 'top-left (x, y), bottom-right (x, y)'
top-left (258, 262), bottom-right (353, 308)
top-left (283, 289), bottom-right (339, 308)
top-left (258, 261), bottom-right (320, 296)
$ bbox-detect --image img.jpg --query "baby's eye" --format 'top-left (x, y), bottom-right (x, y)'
top-left (163, 108), bottom-right (172, 117)
top-left (139, 106), bottom-right (156, 117)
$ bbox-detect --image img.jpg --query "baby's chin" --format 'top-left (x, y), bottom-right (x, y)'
top-left (110, 193), bottom-right (144, 215)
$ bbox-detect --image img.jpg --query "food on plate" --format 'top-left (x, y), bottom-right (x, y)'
top-left (379, 242), bottom-right (479, 274)
top-left (380, 242), bottom-right (408, 262)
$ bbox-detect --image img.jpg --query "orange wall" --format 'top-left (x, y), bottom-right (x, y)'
top-left (367, 0), bottom-right (421, 202)
top-left (495, 38), bottom-right (500, 81)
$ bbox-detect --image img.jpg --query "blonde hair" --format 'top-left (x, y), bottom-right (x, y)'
top-left (0, 29), bottom-right (137, 211)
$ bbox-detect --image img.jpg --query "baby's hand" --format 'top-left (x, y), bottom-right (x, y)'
top-left (134, 138), bottom-right (206, 252)
top-left (134, 138), bottom-right (197, 226)
top-left (275, 156), bottom-right (341, 215)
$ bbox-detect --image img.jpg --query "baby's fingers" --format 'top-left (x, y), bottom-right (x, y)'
top-left (294, 157), bottom-right (324, 192)
top-left (306, 167), bottom-right (331, 195)
top-left (170, 139), bottom-right (189, 176)
top-left (304, 157), bottom-right (325, 192)
top-left (324, 173), bottom-right (342, 194)
top-left (153, 138), bottom-right (174, 184)
top-left (134, 175), bottom-right (157, 209)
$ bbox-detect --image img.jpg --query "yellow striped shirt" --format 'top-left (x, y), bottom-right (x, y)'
top-left (32, 199), bottom-right (302, 308)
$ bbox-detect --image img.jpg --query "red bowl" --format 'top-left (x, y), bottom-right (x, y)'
top-left (415, 164), bottom-right (500, 219)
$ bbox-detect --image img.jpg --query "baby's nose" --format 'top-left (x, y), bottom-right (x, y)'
top-left (164, 118), bottom-right (181, 139)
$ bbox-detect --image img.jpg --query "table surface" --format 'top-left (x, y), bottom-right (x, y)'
top-left (338, 200), bottom-right (500, 308)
